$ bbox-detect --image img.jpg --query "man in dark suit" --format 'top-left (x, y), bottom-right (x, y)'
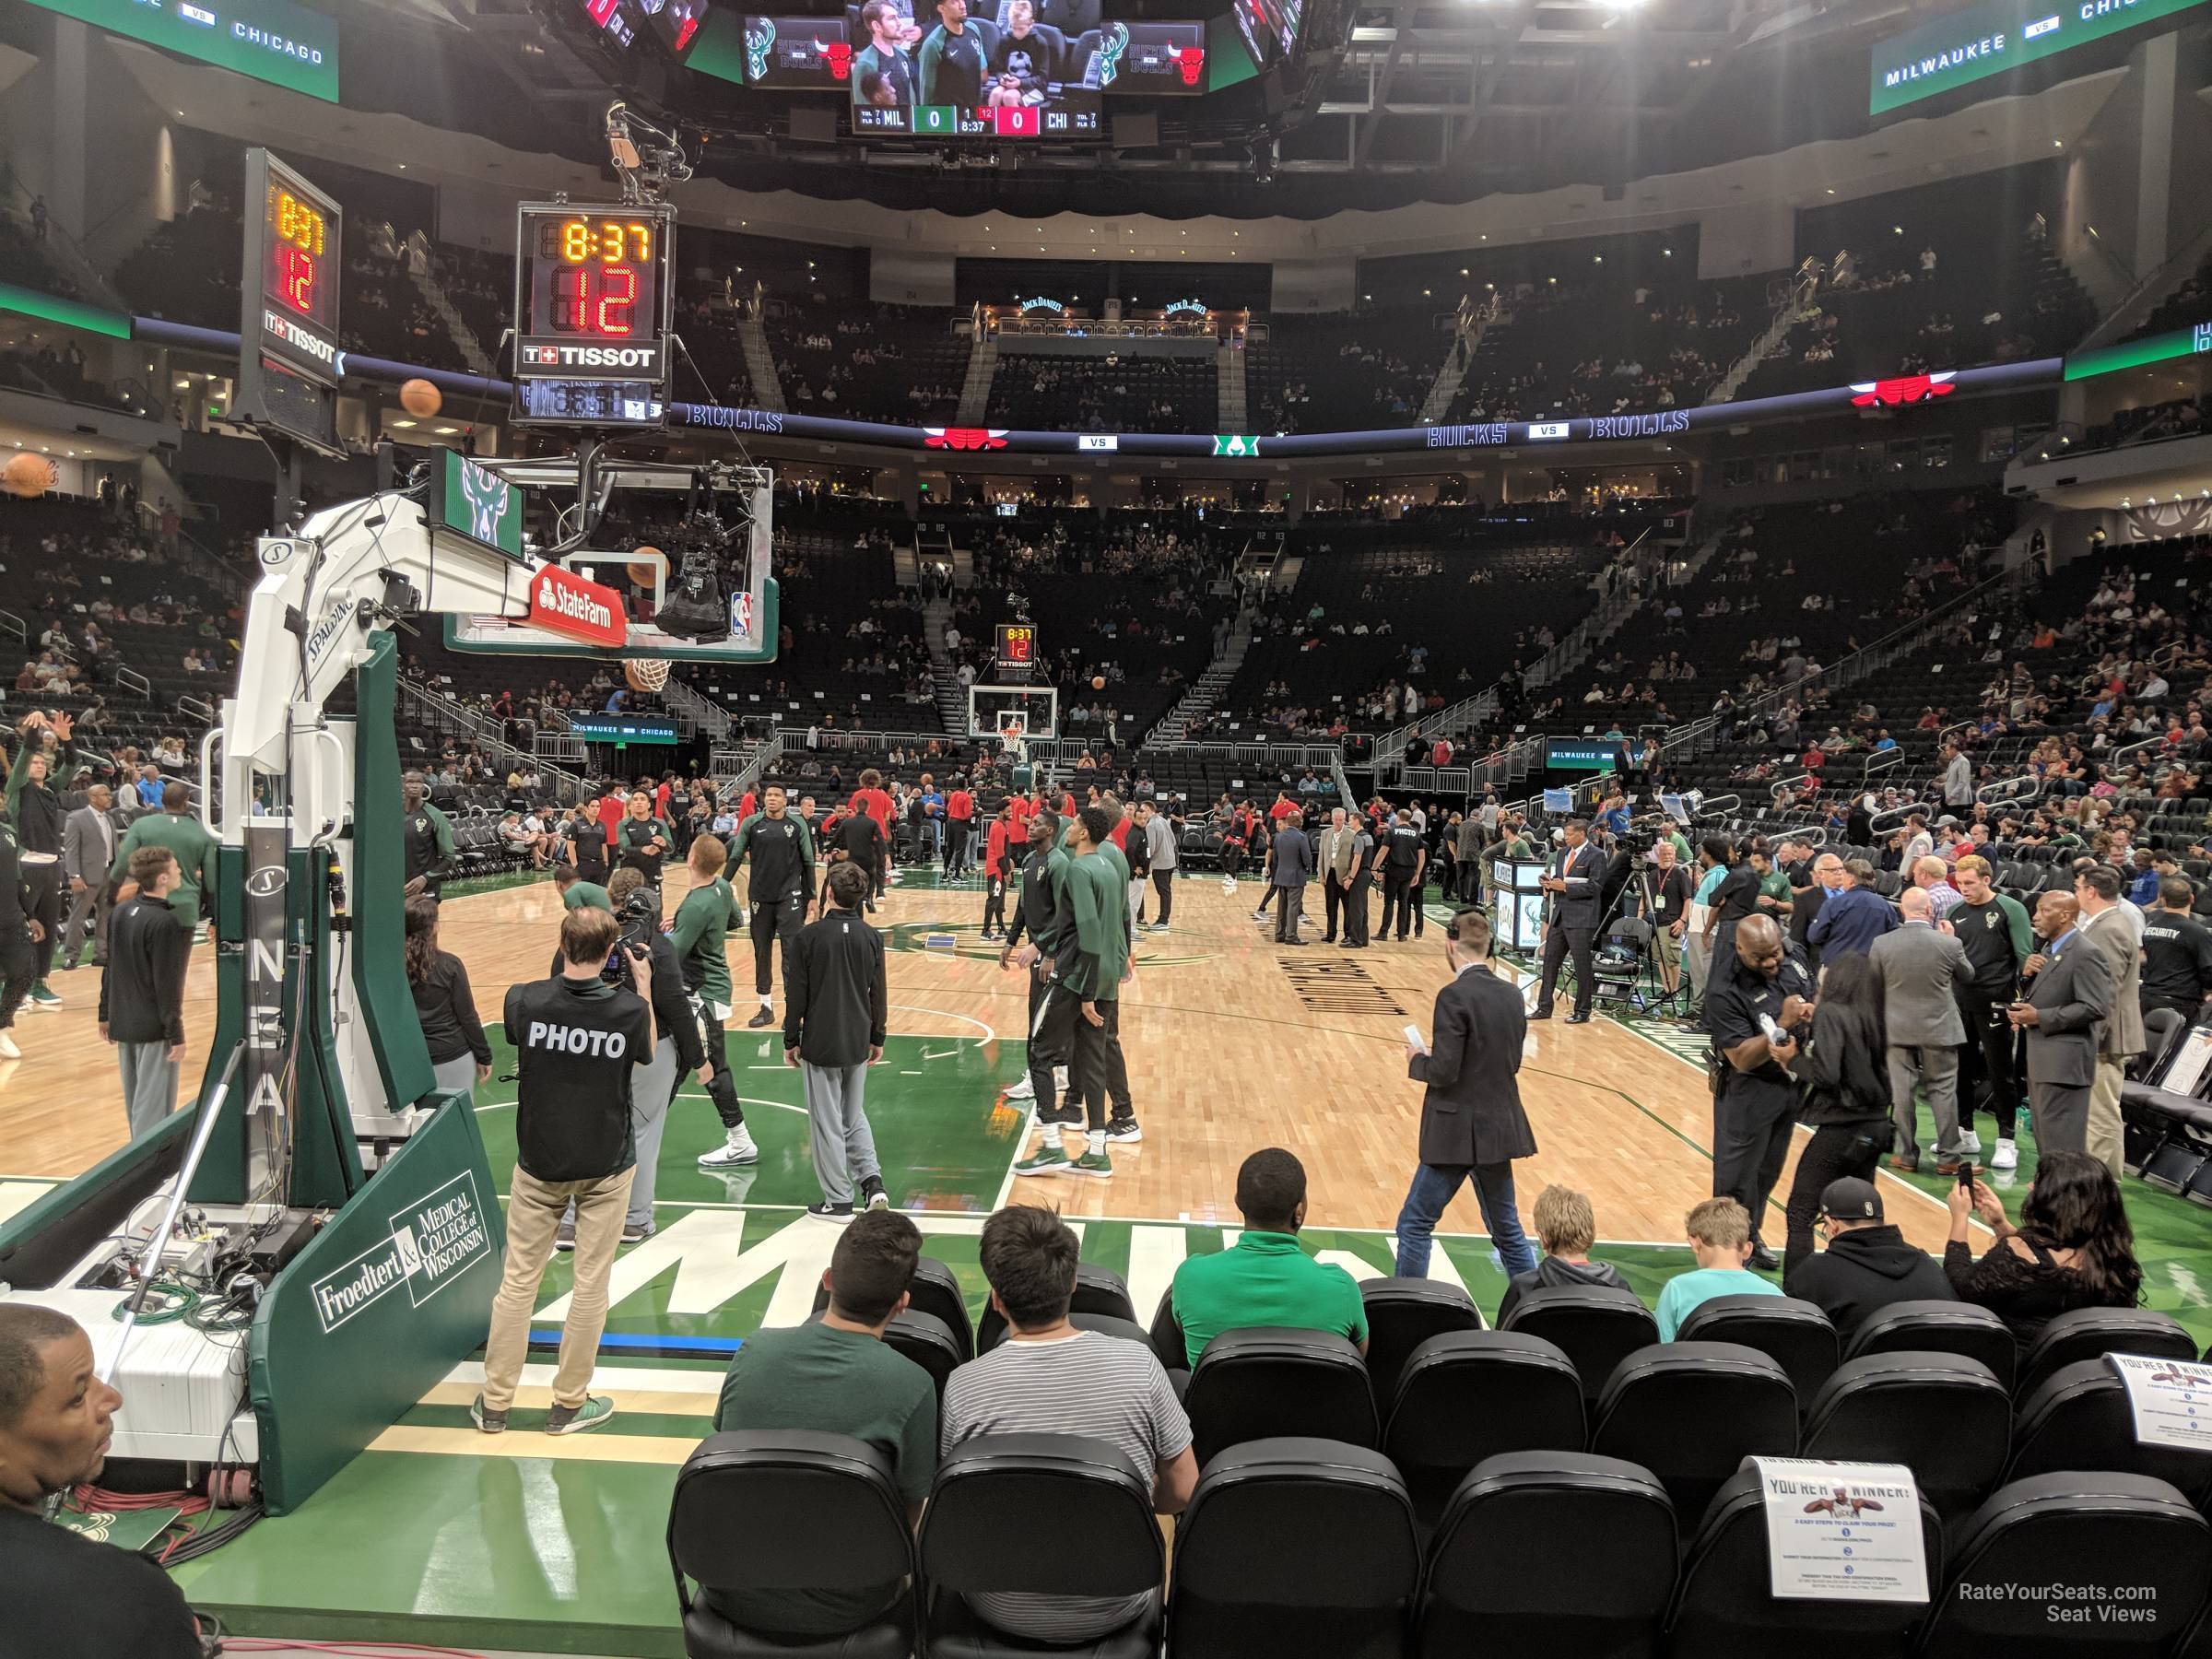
top-left (1394, 909), bottom-right (1538, 1278)
top-left (1534, 817), bottom-right (1605, 1022)
top-left (2009, 889), bottom-right (2112, 1158)
top-left (1791, 852), bottom-right (1838, 970)
top-left (1263, 816), bottom-right (1312, 945)
top-left (61, 782), bottom-right (126, 971)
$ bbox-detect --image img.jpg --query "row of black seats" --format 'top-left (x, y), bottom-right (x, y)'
top-left (823, 1265), bottom-right (2206, 1532)
top-left (672, 1438), bottom-right (2212, 1658)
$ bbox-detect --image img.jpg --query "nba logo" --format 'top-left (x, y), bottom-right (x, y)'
top-left (731, 590), bottom-right (754, 642)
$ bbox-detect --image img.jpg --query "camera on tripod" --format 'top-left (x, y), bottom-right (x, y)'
top-left (601, 888), bottom-right (660, 985)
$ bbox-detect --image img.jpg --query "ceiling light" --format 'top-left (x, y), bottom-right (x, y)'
top-left (390, 418), bottom-right (418, 429)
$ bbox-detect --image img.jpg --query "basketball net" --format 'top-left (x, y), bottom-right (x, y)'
top-left (998, 720), bottom-right (1028, 767)
top-left (625, 658), bottom-right (670, 694)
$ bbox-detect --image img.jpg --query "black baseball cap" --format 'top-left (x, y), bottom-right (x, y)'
top-left (1819, 1177), bottom-right (1883, 1223)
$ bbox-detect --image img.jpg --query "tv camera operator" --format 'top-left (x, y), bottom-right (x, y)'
top-left (477, 904), bottom-right (656, 1437)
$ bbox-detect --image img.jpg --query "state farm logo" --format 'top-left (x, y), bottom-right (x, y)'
top-left (535, 573), bottom-right (614, 631)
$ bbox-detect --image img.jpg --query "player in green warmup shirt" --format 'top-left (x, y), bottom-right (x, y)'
top-left (722, 783), bottom-right (818, 1030)
top-left (554, 865), bottom-right (612, 913)
top-left (108, 780), bottom-right (218, 934)
top-left (401, 772), bottom-right (458, 898)
top-left (677, 835), bottom-right (759, 1170)
top-left (1016, 804), bottom-right (1127, 1181)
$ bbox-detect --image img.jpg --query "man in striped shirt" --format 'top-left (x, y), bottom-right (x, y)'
top-left (940, 1206), bottom-right (1194, 1644)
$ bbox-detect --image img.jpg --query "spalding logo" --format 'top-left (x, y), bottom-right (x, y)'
top-left (245, 865), bottom-right (289, 898)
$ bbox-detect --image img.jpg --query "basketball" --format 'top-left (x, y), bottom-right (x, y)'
top-left (629, 546), bottom-right (664, 589)
top-left (398, 378), bottom-right (441, 418)
top-left (1091, 675), bottom-right (1106, 690)
top-left (1, 453), bottom-right (57, 498)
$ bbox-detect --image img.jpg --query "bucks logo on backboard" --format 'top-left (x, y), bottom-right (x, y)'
top-left (435, 449), bottom-right (524, 559)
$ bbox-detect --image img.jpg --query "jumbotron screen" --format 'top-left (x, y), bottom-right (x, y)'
top-left (844, 0), bottom-right (1113, 136)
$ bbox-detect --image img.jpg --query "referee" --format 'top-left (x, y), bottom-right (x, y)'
top-left (1378, 809), bottom-right (1426, 942)
top-left (722, 783), bottom-right (818, 1029)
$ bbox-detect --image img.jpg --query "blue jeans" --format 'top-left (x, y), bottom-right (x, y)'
top-left (1394, 1160), bottom-right (1537, 1278)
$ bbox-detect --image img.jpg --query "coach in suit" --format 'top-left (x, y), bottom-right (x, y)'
top-left (1264, 816), bottom-right (1313, 946)
top-left (1871, 888), bottom-right (1971, 1171)
top-left (2073, 864), bottom-right (2143, 1178)
top-left (1534, 817), bottom-right (1605, 1023)
top-left (61, 782), bottom-right (125, 971)
top-left (1318, 808), bottom-right (1361, 945)
top-left (1394, 908), bottom-right (1538, 1279)
top-left (2008, 890), bottom-right (2112, 1158)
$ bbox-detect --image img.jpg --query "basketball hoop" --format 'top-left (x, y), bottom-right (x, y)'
top-left (625, 658), bottom-right (670, 693)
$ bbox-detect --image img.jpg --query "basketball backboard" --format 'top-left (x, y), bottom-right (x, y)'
top-left (969, 684), bottom-right (1059, 739)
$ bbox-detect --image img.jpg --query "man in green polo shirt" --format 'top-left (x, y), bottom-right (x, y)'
top-left (554, 865), bottom-right (611, 913)
top-left (108, 781), bottom-right (217, 932)
top-left (1169, 1147), bottom-right (1368, 1366)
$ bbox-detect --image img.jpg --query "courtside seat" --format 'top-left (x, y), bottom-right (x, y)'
top-left (921, 1434), bottom-right (1163, 1659)
top-left (976, 1263), bottom-right (1137, 1354)
top-left (1360, 1277), bottom-right (1483, 1410)
top-left (1920, 1473), bottom-right (2212, 1657)
top-left (1382, 1331), bottom-right (1585, 1529)
top-left (1675, 1293), bottom-right (1840, 1409)
top-left (1414, 1451), bottom-right (1676, 1659)
top-left (816, 1256), bottom-right (975, 1362)
top-left (884, 1310), bottom-right (965, 1402)
top-left (1800, 1353), bottom-right (2012, 1524)
top-left (1185, 1327), bottom-right (1380, 1465)
top-left (2006, 1359), bottom-right (2212, 1505)
top-left (2014, 1307), bottom-right (2196, 1400)
top-left (2121, 1077), bottom-right (2212, 1196)
top-left (669, 1431), bottom-right (916, 1659)
top-left (1498, 1284), bottom-right (1661, 1404)
top-left (1666, 1463), bottom-right (1941, 1655)
top-left (1166, 1438), bottom-right (1419, 1659)
top-left (1844, 1300), bottom-right (2017, 1394)
top-left (1591, 1343), bottom-right (1797, 1527)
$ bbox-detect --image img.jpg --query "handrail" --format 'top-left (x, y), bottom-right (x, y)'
top-left (1869, 800), bottom-right (1938, 834)
top-left (1862, 745), bottom-right (1903, 779)
top-left (1975, 773), bottom-right (2041, 806)
top-left (116, 665), bottom-right (151, 699)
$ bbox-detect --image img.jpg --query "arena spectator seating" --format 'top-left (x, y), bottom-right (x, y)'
top-left (768, 301), bottom-right (967, 419)
top-left (986, 352), bottom-right (1218, 432)
top-left (1248, 309), bottom-right (1442, 434)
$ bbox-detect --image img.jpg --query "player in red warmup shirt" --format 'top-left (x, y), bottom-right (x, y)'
top-left (945, 778), bottom-right (976, 879)
top-left (981, 797), bottom-right (1015, 939)
top-left (844, 769), bottom-right (895, 908)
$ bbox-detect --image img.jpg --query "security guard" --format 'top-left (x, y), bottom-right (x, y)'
top-left (722, 783), bottom-right (818, 1029)
top-left (1703, 912), bottom-right (1815, 1273)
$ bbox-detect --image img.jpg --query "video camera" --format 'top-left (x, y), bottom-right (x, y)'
top-left (601, 887), bottom-right (660, 986)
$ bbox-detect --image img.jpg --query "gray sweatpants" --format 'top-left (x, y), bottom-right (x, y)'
top-left (559, 1034), bottom-right (677, 1231)
top-left (804, 1060), bottom-right (880, 1206)
top-left (430, 1053), bottom-right (478, 1106)
top-left (119, 1041), bottom-right (177, 1139)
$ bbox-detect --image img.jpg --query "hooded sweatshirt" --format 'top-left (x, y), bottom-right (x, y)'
top-left (1783, 1224), bottom-right (1955, 1340)
top-left (1497, 1254), bottom-right (1632, 1326)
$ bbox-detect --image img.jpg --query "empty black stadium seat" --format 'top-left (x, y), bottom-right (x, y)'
top-left (1414, 1452), bottom-right (1676, 1659)
top-left (1382, 1331), bottom-right (1586, 1528)
top-left (1674, 1293), bottom-right (1839, 1408)
top-left (1148, 1285), bottom-right (1192, 1371)
top-left (1590, 1342), bottom-right (1797, 1526)
top-left (1497, 1284), bottom-right (1660, 1403)
top-left (883, 1310), bottom-right (964, 1401)
top-left (2005, 1358), bottom-right (2212, 1505)
top-left (2014, 1307), bottom-right (2196, 1400)
top-left (816, 1256), bottom-right (975, 1361)
top-left (920, 1433), bottom-right (1164, 1658)
top-left (976, 1263), bottom-right (1137, 1355)
top-left (1666, 1463), bottom-right (1942, 1654)
top-left (1167, 1438), bottom-right (1420, 1659)
top-left (1844, 1300), bottom-right (2018, 1393)
top-left (1800, 1352), bottom-right (2012, 1524)
top-left (1920, 1473), bottom-right (2212, 1657)
top-left (1359, 1277), bottom-right (1482, 1409)
top-left (669, 1431), bottom-right (916, 1658)
top-left (1185, 1326), bottom-right (1379, 1465)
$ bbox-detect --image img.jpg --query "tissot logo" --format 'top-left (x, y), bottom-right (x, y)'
top-left (264, 310), bottom-right (337, 363)
top-left (525, 344), bottom-right (658, 369)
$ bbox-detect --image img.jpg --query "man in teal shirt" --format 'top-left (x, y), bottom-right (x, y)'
top-left (712, 1211), bottom-right (936, 1636)
top-left (1169, 1148), bottom-right (1368, 1366)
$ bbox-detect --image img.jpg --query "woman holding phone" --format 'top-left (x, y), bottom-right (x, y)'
top-left (1944, 1150), bottom-right (2143, 1347)
top-left (1779, 952), bottom-right (1889, 1276)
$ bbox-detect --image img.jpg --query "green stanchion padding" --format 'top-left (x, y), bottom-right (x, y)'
top-left (348, 633), bottom-right (435, 1111)
top-left (248, 1093), bottom-right (501, 1514)
top-left (0, 1108), bottom-right (197, 1288)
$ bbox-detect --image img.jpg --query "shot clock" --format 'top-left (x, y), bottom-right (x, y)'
top-left (994, 621), bottom-right (1039, 680)
top-left (236, 147), bottom-right (345, 455)
top-left (511, 201), bottom-right (677, 429)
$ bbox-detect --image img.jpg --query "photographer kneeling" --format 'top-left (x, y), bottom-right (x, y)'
top-left (475, 904), bottom-right (655, 1437)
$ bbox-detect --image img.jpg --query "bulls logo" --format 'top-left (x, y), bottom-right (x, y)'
top-left (822, 39), bottom-right (853, 77)
top-left (1175, 45), bottom-right (1205, 85)
top-left (924, 427), bottom-right (1010, 451)
top-left (1849, 371), bottom-right (1956, 407)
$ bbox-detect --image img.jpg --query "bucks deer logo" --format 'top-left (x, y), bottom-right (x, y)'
top-left (458, 457), bottom-right (512, 545)
top-left (1097, 20), bottom-right (1128, 86)
top-left (745, 15), bottom-right (776, 80)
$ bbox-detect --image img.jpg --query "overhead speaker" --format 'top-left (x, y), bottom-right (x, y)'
top-left (791, 106), bottom-right (839, 143)
top-left (1113, 112), bottom-right (1159, 148)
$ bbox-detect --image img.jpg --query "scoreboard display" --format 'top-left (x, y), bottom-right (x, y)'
top-left (237, 147), bottom-right (344, 455)
top-left (512, 203), bottom-right (676, 427)
top-left (994, 621), bottom-right (1039, 678)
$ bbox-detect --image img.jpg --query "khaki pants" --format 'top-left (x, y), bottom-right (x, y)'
top-left (2088, 1058), bottom-right (2124, 1181)
top-left (482, 1163), bottom-right (634, 1412)
top-left (1652, 923), bottom-right (1681, 991)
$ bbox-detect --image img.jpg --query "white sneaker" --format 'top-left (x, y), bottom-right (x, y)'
top-left (0, 1030), bottom-right (18, 1059)
top-left (1955, 1130), bottom-right (1983, 1158)
top-left (697, 1125), bottom-right (760, 1167)
top-left (1991, 1139), bottom-right (2018, 1171)
top-left (1004, 1075), bottom-right (1036, 1101)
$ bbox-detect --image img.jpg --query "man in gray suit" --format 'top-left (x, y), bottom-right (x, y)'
top-left (2008, 890), bottom-right (2113, 1157)
top-left (1265, 816), bottom-right (1313, 946)
top-left (1871, 888), bottom-right (1972, 1172)
top-left (60, 782), bottom-right (125, 971)
top-left (2074, 864), bottom-right (2143, 1178)
top-left (1318, 807), bottom-right (1360, 946)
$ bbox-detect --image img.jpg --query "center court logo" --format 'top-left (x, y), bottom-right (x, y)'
top-left (883, 920), bottom-right (1211, 967)
top-left (309, 1171), bottom-right (493, 1334)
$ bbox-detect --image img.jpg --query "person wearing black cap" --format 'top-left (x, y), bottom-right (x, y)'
top-left (1783, 1177), bottom-right (1954, 1339)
